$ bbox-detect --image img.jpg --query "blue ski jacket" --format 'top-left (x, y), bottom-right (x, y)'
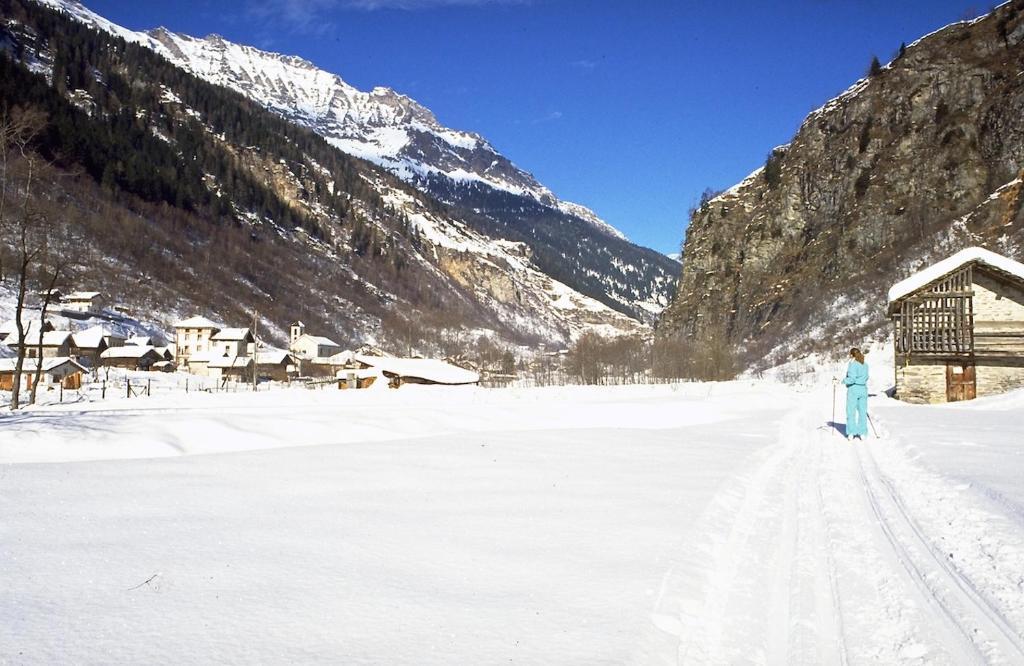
top-left (843, 360), bottom-right (868, 390)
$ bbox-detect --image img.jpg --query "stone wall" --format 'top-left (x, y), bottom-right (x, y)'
top-left (895, 356), bottom-right (947, 404)
top-left (896, 355), bottom-right (1024, 403)
top-left (977, 359), bottom-right (1024, 397)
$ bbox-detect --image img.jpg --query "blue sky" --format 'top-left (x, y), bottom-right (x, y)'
top-left (84, 0), bottom-right (987, 254)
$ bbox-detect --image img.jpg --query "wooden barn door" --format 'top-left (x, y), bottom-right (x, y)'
top-left (946, 363), bottom-right (976, 402)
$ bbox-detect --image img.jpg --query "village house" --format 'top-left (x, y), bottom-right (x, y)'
top-left (174, 315), bottom-right (221, 364)
top-left (34, 289), bottom-right (63, 306)
top-left (0, 357), bottom-right (87, 391)
top-left (208, 355), bottom-right (254, 382)
top-left (62, 291), bottom-right (106, 314)
top-left (211, 328), bottom-right (255, 357)
top-left (255, 349), bottom-right (297, 382)
top-left (184, 350), bottom-right (216, 377)
top-left (289, 321), bottom-right (342, 359)
top-left (889, 247), bottom-right (1024, 403)
top-left (6, 329), bottom-right (74, 359)
top-left (70, 325), bottom-right (125, 367)
top-left (100, 346), bottom-right (163, 371)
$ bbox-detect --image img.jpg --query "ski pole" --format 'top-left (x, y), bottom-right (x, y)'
top-left (867, 412), bottom-right (880, 439)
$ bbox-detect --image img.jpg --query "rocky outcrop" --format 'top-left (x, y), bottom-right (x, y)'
top-left (660, 1), bottom-right (1024, 367)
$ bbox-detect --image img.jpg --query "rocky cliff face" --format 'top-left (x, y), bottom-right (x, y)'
top-left (660, 1), bottom-right (1024, 367)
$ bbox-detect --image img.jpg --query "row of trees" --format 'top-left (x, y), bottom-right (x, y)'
top-left (0, 110), bottom-right (71, 409)
top-left (563, 332), bottom-right (739, 385)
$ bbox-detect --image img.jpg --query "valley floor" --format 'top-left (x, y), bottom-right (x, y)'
top-left (1, 381), bottom-right (1023, 664)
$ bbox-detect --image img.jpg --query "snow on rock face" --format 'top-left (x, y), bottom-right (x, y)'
top-left (35, 0), bottom-right (624, 241)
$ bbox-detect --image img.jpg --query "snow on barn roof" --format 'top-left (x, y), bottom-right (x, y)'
top-left (125, 335), bottom-right (152, 346)
top-left (100, 345), bottom-right (159, 359)
top-left (0, 356), bottom-right (86, 373)
top-left (174, 315), bottom-right (221, 329)
top-left (355, 354), bottom-right (480, 385)
top-left (211, 328), bottom-right (253, 341)
top-left (888, 247), bottom-right (1024, 303)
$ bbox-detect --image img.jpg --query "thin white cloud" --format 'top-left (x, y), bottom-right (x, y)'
top-left (570, 59), bottom-right (597, 70)
top-left (533, 110), bottom-right (563, 124)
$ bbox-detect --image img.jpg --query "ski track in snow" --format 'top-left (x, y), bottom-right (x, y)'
top-left (639, 387), bottom-right (1024, 665)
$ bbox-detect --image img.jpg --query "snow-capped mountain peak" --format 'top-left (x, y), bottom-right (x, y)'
top-left (36, 0), bottom-right (624, 241)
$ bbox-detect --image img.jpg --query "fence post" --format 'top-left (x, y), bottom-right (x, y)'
top-left (126, 379), bottom-right (131, 399)
top-left (60, 382), bottom-right (63, 403)
top-left (147, 379), bottom-right (151, 397)
top-left (102, 379), bottom-right (106, 400)
top-left (186, 378), bottom-right (189, 394)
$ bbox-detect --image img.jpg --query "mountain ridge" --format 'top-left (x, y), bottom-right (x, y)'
top-left (659, 0), bottom-right (1024, 369)
top-left (31, 0), bottom-right (678, 326)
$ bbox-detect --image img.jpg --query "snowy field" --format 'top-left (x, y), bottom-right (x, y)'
top-left (2, 380), bottom-right (1024, 664)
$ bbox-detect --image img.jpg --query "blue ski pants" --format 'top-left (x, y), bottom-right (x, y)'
top-left (846, 385), bottom-right (868, 438)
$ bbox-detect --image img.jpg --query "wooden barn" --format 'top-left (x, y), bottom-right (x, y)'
top-left (0, 357), bottom-right (86, 391)
top-left (888, 247), bottom-right (1024, 403)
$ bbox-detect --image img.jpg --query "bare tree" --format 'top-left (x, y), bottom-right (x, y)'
top-left (1, 109), bottom-right (49, 410)
top-left (29, 257), bottom-right (66, 405)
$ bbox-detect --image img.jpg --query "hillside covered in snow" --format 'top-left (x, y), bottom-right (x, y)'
top-left (23, 0), bottom-right (679, 329)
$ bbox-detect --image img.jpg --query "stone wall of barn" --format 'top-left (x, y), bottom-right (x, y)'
top-left (894, 356), bottom-right (947, 404)
top-left (977, 359), bottom-right (1024, 397)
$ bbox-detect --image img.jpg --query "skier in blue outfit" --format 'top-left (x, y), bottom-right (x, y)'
top-left (843, 347), bottom-right (869, 439)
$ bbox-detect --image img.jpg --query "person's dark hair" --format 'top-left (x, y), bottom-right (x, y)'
top-left (849, 348), bottom-right (865, 364)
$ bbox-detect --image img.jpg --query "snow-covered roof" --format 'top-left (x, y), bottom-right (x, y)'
top-left (0, 356), bottom-right (86, 374)
top-left (888, 247), bottom-right (1024, 303)
top-left (327, 350), bottom-right (356, 365)
top-left (354, 355), bottom-right (480, 385)
top-left (256, 349), bottom-right (293, 365)
top-left (211, 328), bottom-right (253, 341)
top-left (72, 325), bottom-right (112, 349)
top-left (64, 291), bottom-right (102, 301)
top-left (174, 315), bottom-right (221, 329)
top-left (101, 346), bottom-right (159, 359)
top-left (7, 330), bottom-right (73, 348)
top-left (296, 334), bottom-right (340, 347)
top-left (125, 335), bottom-right (153, 346)
top-left (208, 355), bottom-right (254, 369)
top-left (0, 319), bottom-right (53, 338)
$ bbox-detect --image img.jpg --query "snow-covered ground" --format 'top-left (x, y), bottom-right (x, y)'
top-left (1, 381), bottom-right (1023, 664)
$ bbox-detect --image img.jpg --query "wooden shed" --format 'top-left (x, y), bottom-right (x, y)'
top-left (888, 247), bottom-right (1024, 403)
top-left (0, 357), bottom-right (87, 391)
